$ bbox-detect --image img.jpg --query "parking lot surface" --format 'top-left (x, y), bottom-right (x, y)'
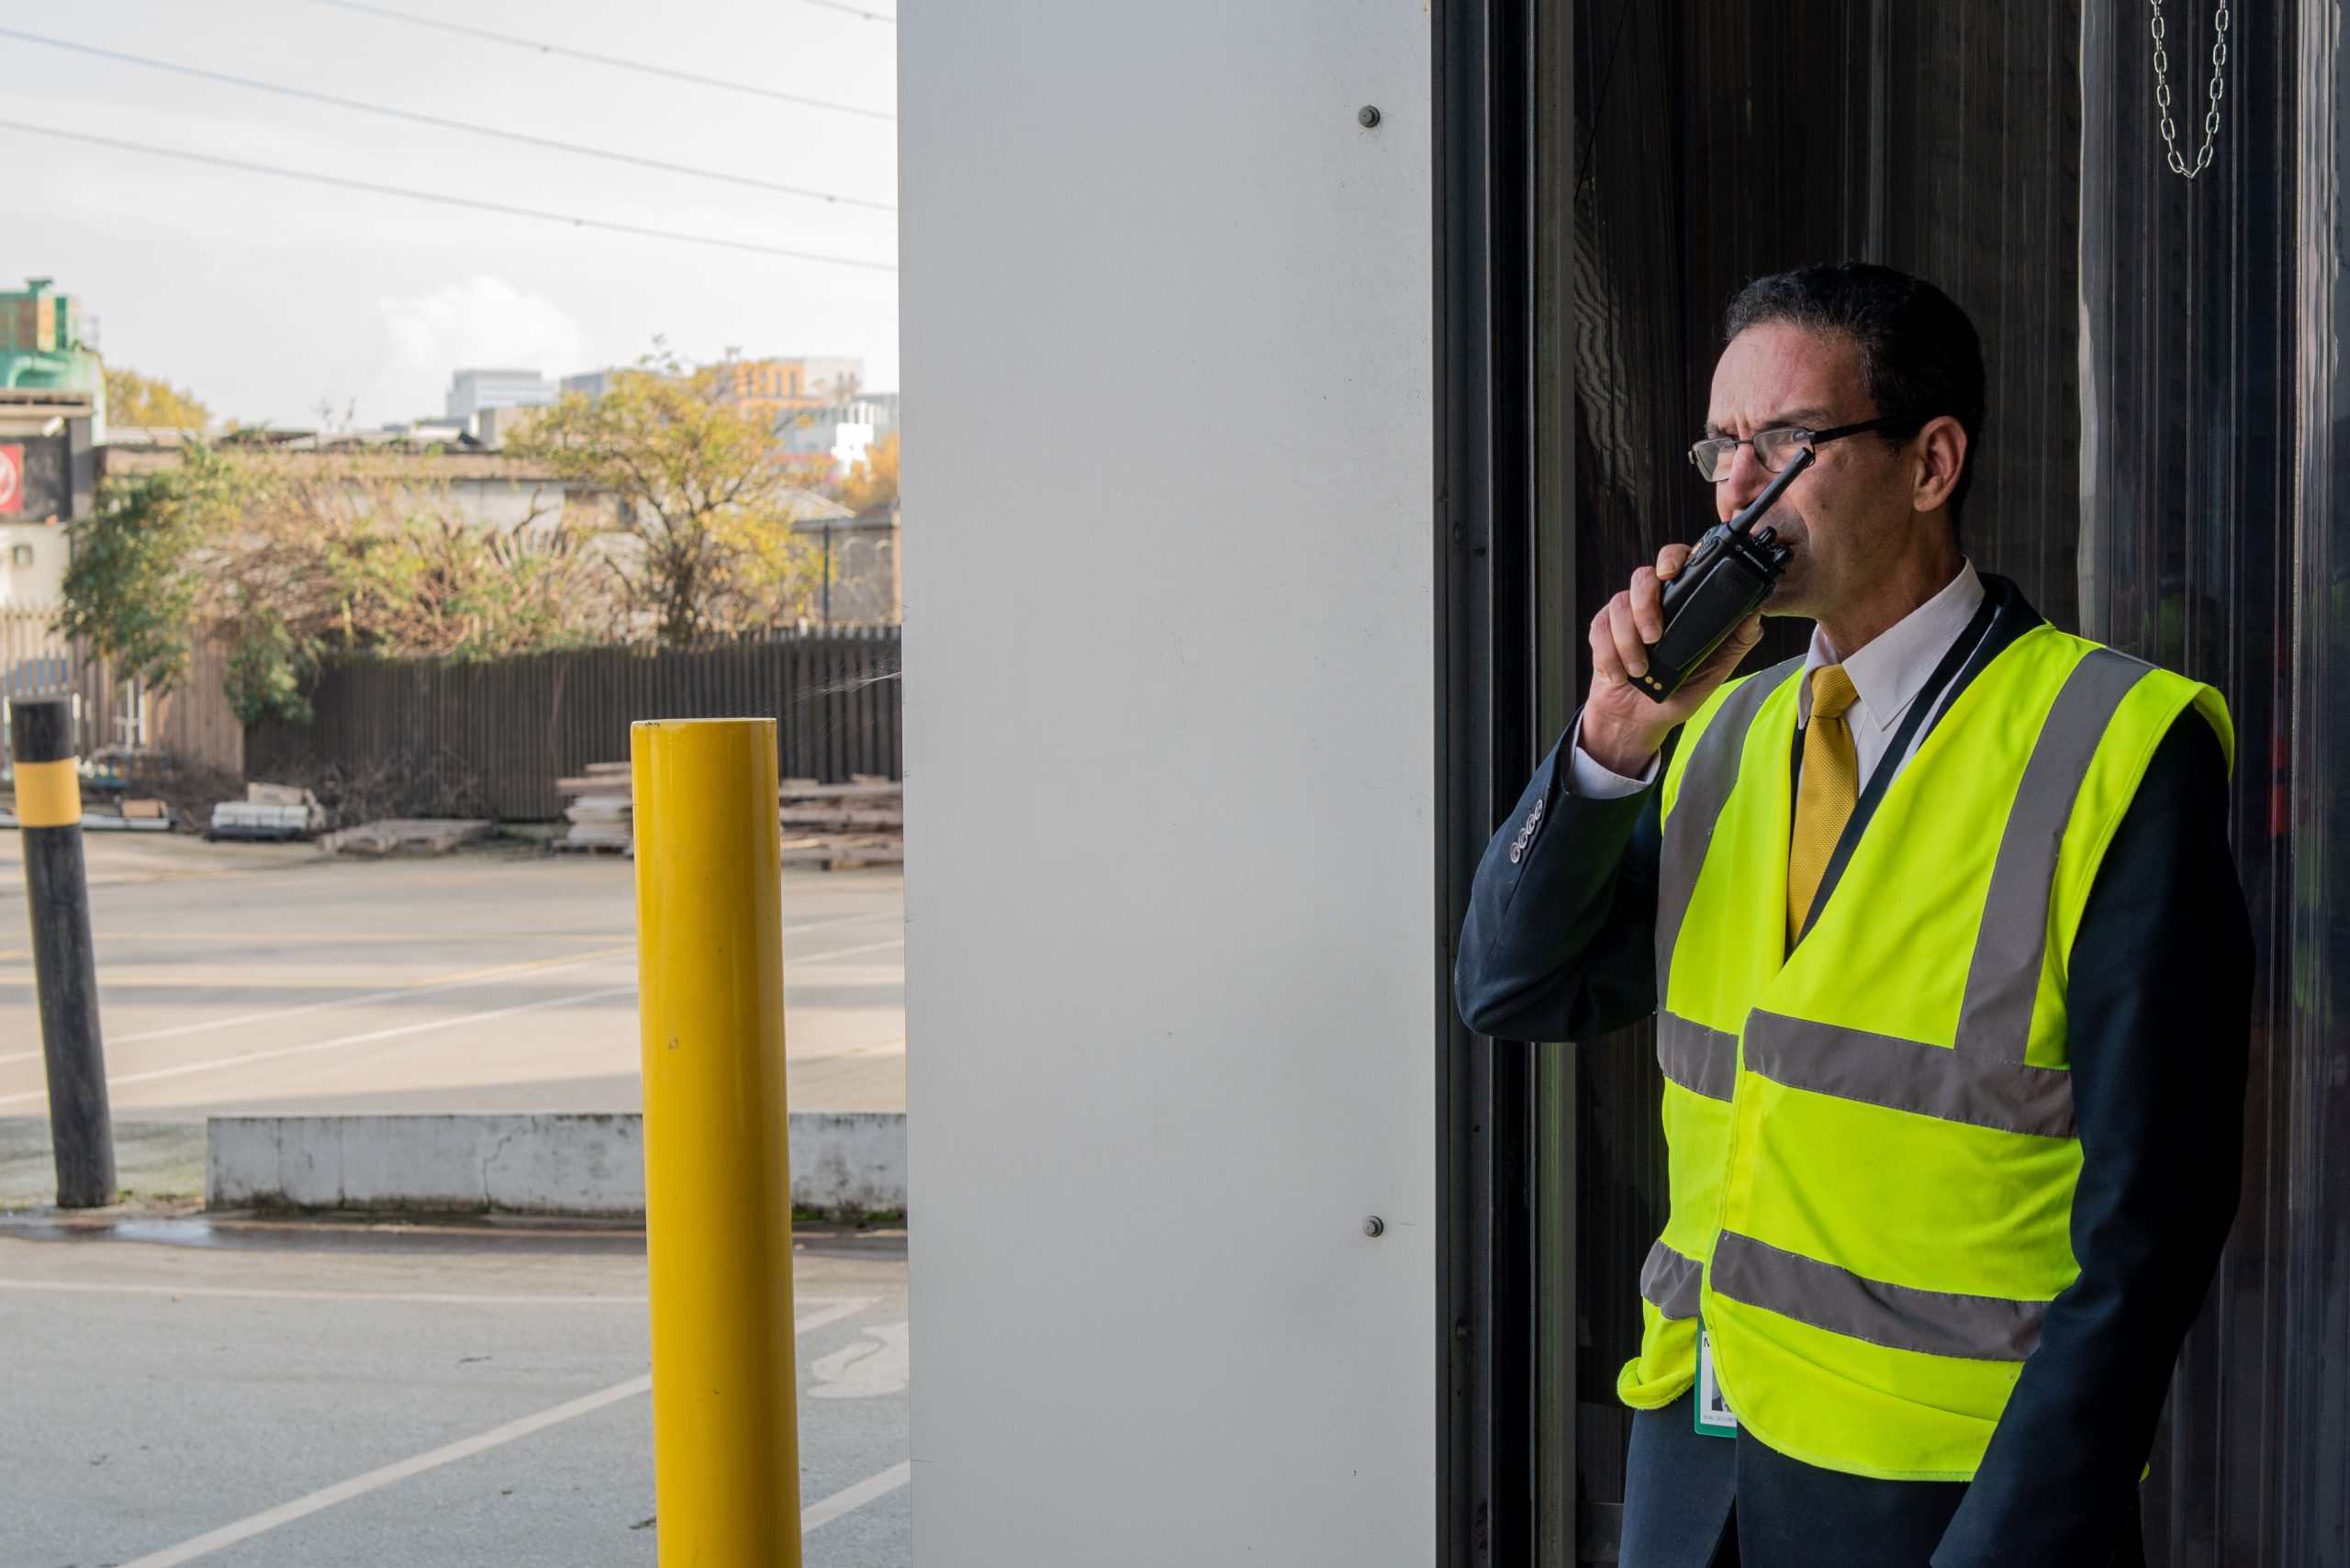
top-left (0, 834), bottom-right (905, 1126)
top-left (0, 834), bottom-right (913, 1562)
top-left (0, 1218), bottom-right (910, 1567)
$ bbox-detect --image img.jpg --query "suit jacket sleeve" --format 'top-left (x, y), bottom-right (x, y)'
top-left (1452, 713), bottom-right (1669, 1043)
top-left (1933, 712), bottom-right (2253, 1568)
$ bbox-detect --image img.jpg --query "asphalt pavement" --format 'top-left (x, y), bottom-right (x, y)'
top-left (0, 1216), bottom-right (910, 1568)
top-left (0, 832), bottom-right (913, 1562)
top-left (0, 834), bottom-right (905, 1132)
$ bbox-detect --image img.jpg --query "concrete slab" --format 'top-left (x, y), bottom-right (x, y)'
top-left (206, 1111), bottom-right (908, 1217)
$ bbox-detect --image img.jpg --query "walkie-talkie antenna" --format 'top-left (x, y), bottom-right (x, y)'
top-left (1727, 445), bottom-right (1815, 538)
top-left (1628, 443), bottom-right (1812, 703)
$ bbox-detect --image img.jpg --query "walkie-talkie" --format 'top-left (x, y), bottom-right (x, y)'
top-left (1628, 446), bottom-right (1812, 702)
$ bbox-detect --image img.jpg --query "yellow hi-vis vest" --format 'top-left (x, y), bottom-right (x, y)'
top-left (1613, 622), bottom-right (2231, 1481)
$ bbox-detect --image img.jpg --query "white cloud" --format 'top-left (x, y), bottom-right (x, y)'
top-left (368, 275), bottom-right (589, 421)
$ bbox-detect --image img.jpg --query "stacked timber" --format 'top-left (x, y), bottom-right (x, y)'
top-left (544, 765), bottom-right (903, 869)
top-left (554, 762), bottom-right (633, 854)
top-left (779, 775), bottom-right (903, 870)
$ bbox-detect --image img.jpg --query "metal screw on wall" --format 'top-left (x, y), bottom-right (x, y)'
top-left (1359, 106), bottom-right (1382, 129)
top-left (1363, 1215), bottom-right (1385, 1238)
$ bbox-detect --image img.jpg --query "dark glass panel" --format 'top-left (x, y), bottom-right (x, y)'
top-left (1567, 0), bottom-right (2084, 1530)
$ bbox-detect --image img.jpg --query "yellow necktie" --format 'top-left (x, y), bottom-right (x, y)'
top-left (1788, 665), bottom-right (1862, 944)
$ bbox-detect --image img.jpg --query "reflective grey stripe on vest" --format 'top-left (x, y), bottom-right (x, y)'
top-left (1952, 647), bottom-right (2154, 1057)
top-left (1658, 1012), bottom-right (1738, 1101)
top-left (1739, 648), bottom-right (2155, 1141)
top-left (1640, 1239), bottom-right (1703, 1319)
top-left (1654, 655), bottom-right (1803, 1022)
top-left (1709, 1230), bottom-right (2045, 1362)
top-left (1740, 1011), bottom-right (2076, 1137)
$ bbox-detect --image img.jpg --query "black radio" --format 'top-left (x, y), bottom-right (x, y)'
top-left (1628, 447), bottom-right (1812, 703)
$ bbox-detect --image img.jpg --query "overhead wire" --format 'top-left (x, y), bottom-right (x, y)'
top-left (0, 28), bottom-right (895, 213)
top-left (0, 118), bottom-right (897, 273)
top-left (308, 0), bottom-right (895, 121)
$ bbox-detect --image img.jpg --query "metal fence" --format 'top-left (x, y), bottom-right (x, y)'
top-left (243, 627), bottom-right (902, 821)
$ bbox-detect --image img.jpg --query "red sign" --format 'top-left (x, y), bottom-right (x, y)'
top-left (0, 445), bottom-right (19, 515)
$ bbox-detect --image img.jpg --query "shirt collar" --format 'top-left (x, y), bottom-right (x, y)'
top-left (1797, 559), bottom-right (1986, 733)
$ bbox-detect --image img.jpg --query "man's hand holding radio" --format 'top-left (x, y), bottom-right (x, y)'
top-left (1581, 544), bottom-right (1766, 778)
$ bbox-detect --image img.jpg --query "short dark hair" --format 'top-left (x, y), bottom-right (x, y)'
top-left (1723, 263), bottom-right (1986, 519)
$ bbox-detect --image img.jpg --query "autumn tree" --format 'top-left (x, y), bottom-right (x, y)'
top-left (103, 366), bottom-right (211, 431)
top-left (511, 353), bottom-right (826, 644)
top-left (58, 444), bottom-right (249, 692)
top-left (838, 429), bottom-right (899, 514)
top-left (63, 448), bottom-right (606, 724)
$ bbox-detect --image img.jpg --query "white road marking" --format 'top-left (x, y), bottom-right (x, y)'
top-left (115, 1375), bottom-right (656, 1568)
top-left (778, 1297), bottom-right (878, 1336)
top-left (787, 935), bottom-right (904, 966)
top-left (77, 931), bottom-right (639, 943)
top-left (781, 909), bottom-right (905, 936)
top-left (0, 917), bottom-right (896, 1079)
top-left (28, 909), bottom-right (891, 1053)
top-left (809, 1321), bottom-right (910, 1399)
top-left (0, 984), bottom-right (636, 1108)
top-left (802, 1461), bottom-right (913, 1531)
top-left (0, 1278), bottom-right (651, 1305)
top-left (113, 1296), bottom-right (879, 1568)
top-left (0, 1275), bottom-right (869, 1314)
top-left (106, 950), bottom-right (636, 1047)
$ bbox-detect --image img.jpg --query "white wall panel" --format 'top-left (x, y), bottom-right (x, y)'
top-left (902, 2), bottom-right (1434, 1559)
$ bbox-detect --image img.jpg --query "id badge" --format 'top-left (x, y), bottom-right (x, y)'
top-left (1694, 1325), bottom-right (1738, 1439)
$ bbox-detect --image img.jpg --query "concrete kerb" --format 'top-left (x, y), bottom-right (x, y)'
top-left (207, 1112), bottom-right (906, 1221)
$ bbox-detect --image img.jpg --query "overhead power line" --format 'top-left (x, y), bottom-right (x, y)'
top-left (0, 28), bottom-right (894, 213)
top-left (0, 118), bottom-right (896, 273)
top-left (800, 0), bottom-right (897, 20)
top-left (309, 0), bottom-right (895, 121)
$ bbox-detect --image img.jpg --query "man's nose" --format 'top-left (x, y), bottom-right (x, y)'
top-left (1718, 441), bottom-right (1772, 519)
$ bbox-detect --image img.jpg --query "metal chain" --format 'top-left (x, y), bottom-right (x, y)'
top-left (2149, 0), bottom-right (2232, 180)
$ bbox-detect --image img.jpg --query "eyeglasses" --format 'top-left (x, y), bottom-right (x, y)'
top-left (1686, 414), bottom-right (1919, 483)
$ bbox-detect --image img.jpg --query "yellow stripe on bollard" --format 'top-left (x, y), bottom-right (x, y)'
top-left (14, 757), bottom-right (81, 828)
top-left (632, 719), bottom-right (801, 1566)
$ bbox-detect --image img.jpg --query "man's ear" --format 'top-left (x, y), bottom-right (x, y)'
top-left (1910, 415), bottom-right (1967, 513)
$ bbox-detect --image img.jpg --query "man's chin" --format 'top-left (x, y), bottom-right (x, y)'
top-left (1762, 576), bottom-right (1815, 618)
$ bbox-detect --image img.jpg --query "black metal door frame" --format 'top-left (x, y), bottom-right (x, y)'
top-left (1434, 0), bottom-right (1556, 1560)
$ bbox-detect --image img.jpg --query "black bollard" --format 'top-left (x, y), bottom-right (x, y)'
top-left (10, 697), bottom-right (114, 1207)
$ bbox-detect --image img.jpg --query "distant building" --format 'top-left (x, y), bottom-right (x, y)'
top-left (444, 368), bottom-right (555, 433)
top-left (96, 431), bottom-right (620, 536)
top-left (778, 396), bottom-right (899, 469)
top-left (471, 405), bottom-right (543, 450)
top-left (712, 356), bottom-right (864, 426)
top-left (2, 277), bottom-right (103, 410)
top-left (0, 278), bottom-right (104, 605)
top-left (559, 368), bottom-right (619, 399)
top-left (379, 418), bottom-right (470, 444)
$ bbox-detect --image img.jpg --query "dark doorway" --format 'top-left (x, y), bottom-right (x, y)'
top-left (1437, 2), bottom-right (2347, 1562)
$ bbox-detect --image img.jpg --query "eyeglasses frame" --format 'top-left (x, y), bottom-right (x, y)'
top-left (1687, 412), bottom-right (1925, 482)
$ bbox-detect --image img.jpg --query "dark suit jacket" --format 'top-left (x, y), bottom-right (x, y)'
top-left (1453, 576), bottom-right (2253, 1568)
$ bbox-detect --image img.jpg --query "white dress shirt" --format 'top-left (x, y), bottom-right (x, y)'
top-left (1571, 559), bottom-right (1987, 799)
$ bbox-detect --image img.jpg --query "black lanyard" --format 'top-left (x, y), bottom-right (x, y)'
top-left (1790, 589), bottom-right (2003, 946)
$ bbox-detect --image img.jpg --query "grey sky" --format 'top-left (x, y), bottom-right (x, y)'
top-left (0, 0), bottom-right (898, 427)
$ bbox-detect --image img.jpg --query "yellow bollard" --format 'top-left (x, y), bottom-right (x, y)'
top-left (632, 719), bottom-right (801, 1565)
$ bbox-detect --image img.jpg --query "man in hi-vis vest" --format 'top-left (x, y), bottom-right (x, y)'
top-left (1456, 263), bottom-right (2251, 1568)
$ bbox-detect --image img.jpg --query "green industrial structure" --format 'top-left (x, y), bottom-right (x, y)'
top-left (0, 277), bottom-right (105, 433)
